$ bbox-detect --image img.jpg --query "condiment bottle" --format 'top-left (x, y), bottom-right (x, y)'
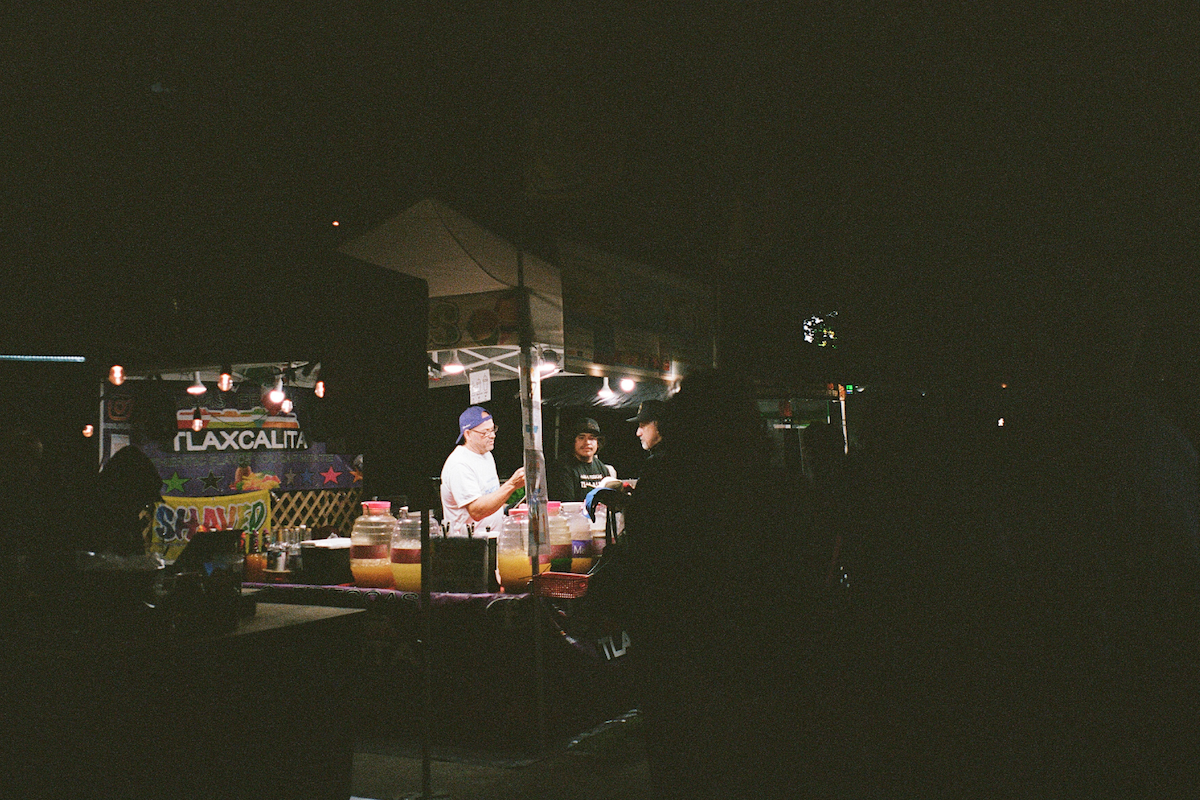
top-left (350, 501), bottom-right (397, 589)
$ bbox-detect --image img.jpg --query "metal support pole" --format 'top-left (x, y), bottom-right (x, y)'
top-left (402, 478), bottom-right (449, 799)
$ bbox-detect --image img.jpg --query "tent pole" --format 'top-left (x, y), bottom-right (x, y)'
top-left (517, 254), bottom-right (550, 753)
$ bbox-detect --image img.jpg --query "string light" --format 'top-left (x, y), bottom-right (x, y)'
top-left (82, 424), bottom-right (94, 438)
top-left (108, 365), bottom-right (125, 386)
top-left (268, 376), bottom-right (286, 405)
top-left (619, 377), bottom-right (635, 393)
top-left (597, 377), bottom-right (614, 400)
top-left (218, 364), bottom-right (234, 392)
top-left (191, 408), bottom-right (204, 432)
top-left (314, 369), bottom-right (325, 398)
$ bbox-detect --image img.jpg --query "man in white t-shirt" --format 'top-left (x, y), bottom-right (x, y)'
top-left (440, 406), bottom-right (525, 535)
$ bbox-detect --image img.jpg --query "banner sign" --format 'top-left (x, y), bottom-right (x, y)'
top-left (101, 380), bottom-right (362, 498)
top-left (429, 291), bottom-right (521, 349)
top-left (152, 489), bottom-right (271, 562)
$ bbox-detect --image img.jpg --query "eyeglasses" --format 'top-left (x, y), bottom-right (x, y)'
top-left (470, 426), bottom-right (498, 437)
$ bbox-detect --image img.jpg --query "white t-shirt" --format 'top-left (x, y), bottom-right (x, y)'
top-left (440, 445), bottom-right (505, 535)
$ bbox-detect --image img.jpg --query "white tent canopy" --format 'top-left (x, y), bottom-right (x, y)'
top-left (339, 197), bottom-right (563, 343)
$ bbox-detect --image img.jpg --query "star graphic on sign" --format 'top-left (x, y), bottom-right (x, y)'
top-left (320, 466), bottom-right (343, 485)
top-left (284, 470), bottom-right (298, 487)
top-left (201, 471), bottom-right (225, 492)
top-left (349, 468), bottom-right (363, 484)
top-left (162, 473), bottom-right (188, 494)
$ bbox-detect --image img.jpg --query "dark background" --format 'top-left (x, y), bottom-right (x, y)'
top-left (4, 2), bottom-right (1198, 405)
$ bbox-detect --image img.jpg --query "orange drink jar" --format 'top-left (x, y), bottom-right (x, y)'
top-left (350, 501), bottom-right (398, 589)
top-left (497, 507), bottom-right (533, 592)
top-left (390, 511), bottom-right (422, 592)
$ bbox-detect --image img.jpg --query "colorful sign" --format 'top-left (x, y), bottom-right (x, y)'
top-left (152, 489), bottom-right (271, 562)
top-left (101, 380), bottom-right (362, 498)
top-left (428, 291), bottom-right (522, 349)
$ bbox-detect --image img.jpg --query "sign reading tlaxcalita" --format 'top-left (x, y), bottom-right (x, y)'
top-left (171, 406), bottom-right (308, 453)
top-left (101, 380), bottom-right (362, 496)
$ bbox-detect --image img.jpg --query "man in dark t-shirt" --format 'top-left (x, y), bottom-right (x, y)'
top-left (548, 417), bottom-right (616, 502)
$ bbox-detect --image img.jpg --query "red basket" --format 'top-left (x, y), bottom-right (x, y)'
top-left (531, 571), bottom-right (589, 599)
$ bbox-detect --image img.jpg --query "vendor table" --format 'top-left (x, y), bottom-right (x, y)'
top-left (2, 601), bottom-right (363, 800)
top-left (244, 583), bottom-right (635, 750)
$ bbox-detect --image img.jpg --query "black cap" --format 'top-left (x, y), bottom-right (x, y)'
top-left (570, 417), bottom-right (603, 437)
top-left (627, 400), bottom-right (665, 424)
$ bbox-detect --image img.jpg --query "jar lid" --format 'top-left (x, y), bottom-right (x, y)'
top-left (362, 500), bottom-right (392, 514)
top-left (508, 506), bottom-right (529, 517)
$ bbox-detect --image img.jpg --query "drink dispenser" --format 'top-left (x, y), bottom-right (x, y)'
top-left (547, 501), bottom-right (572, 572)
top-left (350, 501), bottom-right (398, 589)
top-left (562, 501), bottom-right (592, 573)
top-left (497, 507), bottom-right (532, 592)
top-left (390, 511), bottom-right (422, 592)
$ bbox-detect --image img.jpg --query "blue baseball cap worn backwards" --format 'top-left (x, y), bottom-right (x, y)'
top-left (458, 406), bottom-right (493, 444)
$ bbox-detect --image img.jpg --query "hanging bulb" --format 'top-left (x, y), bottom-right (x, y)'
top-left (598, 376), bottom-right (614, 399)
top-left (538, 348), bottom-right (560, 376)
top-left (281, 397), bottom-right (294, 414)
top-left (82, 424), bottom-right (95, 438)
top-left (314, 372), bottom-right (325, 398)
top-left (619, 377), bottom-right (636, 393)
top-left (187, 371), bottom-right (207, 396)
top-left (218, 364), bottom-right (234, 392)
top-left (268, 376), bottom-right (286, 405)
top-left (191, 408), bottom-right (203, 432)
top-left (443, 350), bottom-right (465, 375)
top-left (108, 365), bottom-right (125, 386)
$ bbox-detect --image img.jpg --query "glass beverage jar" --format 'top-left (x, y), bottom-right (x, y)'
top-left (497, 507), bottom-right (532, 592)
top-left (350, 501), bottom-right (398, 589)
top-left (390, 511), bottom-right (422, 592)
top-left (547, 501), bottom-right (572, 572)
top-left (562, 501), bottom-right (593, 573)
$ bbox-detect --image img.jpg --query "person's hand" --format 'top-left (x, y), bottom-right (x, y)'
top-left (507, 467), bottom-right (526, 490)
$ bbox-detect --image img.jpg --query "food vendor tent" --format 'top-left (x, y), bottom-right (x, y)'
top-left (338, 198), bottom-right (563, 388)
top-left (338, 198), bottom-right (716, 389)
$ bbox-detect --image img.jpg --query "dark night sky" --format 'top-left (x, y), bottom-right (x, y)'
top-left (4, 3), bottom-right (1198, 386)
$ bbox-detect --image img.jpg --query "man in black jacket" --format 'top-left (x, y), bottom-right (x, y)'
top-left (548, 417), bottom-right (616, 502)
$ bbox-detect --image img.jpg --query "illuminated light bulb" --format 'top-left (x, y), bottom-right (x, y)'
top-left (538, 348), bottom-right (559, 376)
top-left (443, 351), bottom-right (466, 375)
top-left (82, 424), bottom-right (94, 438)
top-left (191, 408), bottom-right (204, 432)
top-left (187, 372), bottom-right (207, 396)
top-left (218, 364), bottom-right (234, 392)
top-left (619, 377), bottom-right (636, 393)
top-left (280, 398), bottom-right (294, 414)
top-left (998, 418), bottom-right (1005, 427)
top-left (598, 377), bottom-right (614, 399)
top-left (314, 378), bottom-right (325, 398)
top-left (332, 220), bottom-right (339, 227)
top-left (108, 365), bottom-right (125, 386)
top-left (268, 376), bottom-right (286, 405)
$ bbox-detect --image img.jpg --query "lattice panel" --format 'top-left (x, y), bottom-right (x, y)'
top-left (271, 489), bottom-right (363, 536)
